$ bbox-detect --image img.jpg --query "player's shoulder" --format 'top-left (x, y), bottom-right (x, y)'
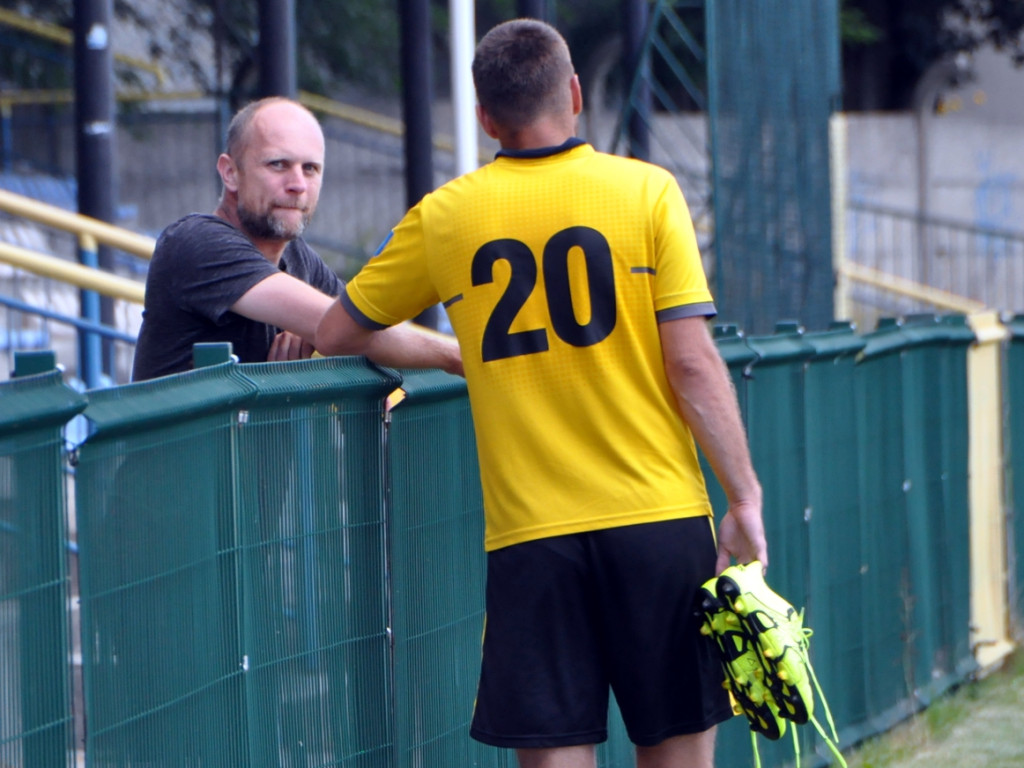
top-left (588, 149), bottom-right (675, 182)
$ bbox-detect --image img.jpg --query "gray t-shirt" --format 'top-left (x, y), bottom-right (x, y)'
top-left (131, 214), bottom-right (344, 381)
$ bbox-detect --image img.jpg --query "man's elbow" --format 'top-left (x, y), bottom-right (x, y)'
top-left (314, 301), bottom-right (371, 357)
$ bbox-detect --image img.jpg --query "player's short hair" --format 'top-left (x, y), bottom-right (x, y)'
top-left (224, 96), bottom-right (313, 162)
top-left (472, 19), bottom-right (575, 132)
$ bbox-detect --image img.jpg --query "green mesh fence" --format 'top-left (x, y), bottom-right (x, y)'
top-left (803, 323), bottom-right (871, 749)
top-left (706, 0), bottom-right (840, 333)
top-left (855, 320), bottom-right (919, 733)
top-left (0, 357), bottom-right (85, 768)
top-left (386, 369), bottom-right (635, 768)
top-left (727, 324), bottom-right (817, 768)
top-left (3, 320), bottom-right (995, 767)
top-left (235, 357), bottom-right (401, 767)
top-left (1008, 316), bottom-right (1024, 628)
top-left (897, 315), bottom-right (976, 701)
top-left (385, 370), bottom-right (507, 768)
top-left (74, 362), bottom-right (257, 767)
top-left (853, 316), bottom-right (977, 737)
top-left (75, 356), bottom-right (403, 768)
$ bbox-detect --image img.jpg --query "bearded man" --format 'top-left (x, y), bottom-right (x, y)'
top-left (132, 97), bottom-right (460, 381)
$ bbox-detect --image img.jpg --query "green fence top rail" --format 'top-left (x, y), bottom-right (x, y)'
top-left (860, 314), bottom-right (975, 361)
top-left (713, 323), bottom-right (758, 369)
top-left (900, 313), bottom-right (976, 347)
top-left (79, 361), bottom-right (258, 441)
top-left (803, 321), bottom-right (867, 361)
top-left (1006, 314), bottom-right (1024, 339)
top-left (392, 369), bottom-right (467, 407)
top-left (0, 366), bottom-right (86, 435)
top-left (743, 322), bottom-right (815, 366)
top-left (238, 356), bottom-right (403, 407)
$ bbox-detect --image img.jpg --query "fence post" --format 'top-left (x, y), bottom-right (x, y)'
top-left (76, 232), bottom-right (103, 389)
top-left (966, 311), bottom-right (1015, 670)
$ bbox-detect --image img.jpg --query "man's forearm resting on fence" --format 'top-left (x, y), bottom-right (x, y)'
top-left (315, 297), bottom-right (463, 376)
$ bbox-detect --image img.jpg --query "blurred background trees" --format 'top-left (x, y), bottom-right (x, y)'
top-left (3, 0), bottom-right (1022, 111)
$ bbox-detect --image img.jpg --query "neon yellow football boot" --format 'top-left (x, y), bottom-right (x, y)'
top-left (715, 561), bottom-right (815, 724)
top-left (698, 579), bottom-right (787, 741)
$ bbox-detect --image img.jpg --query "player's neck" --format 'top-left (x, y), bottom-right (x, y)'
top-left (497, 115), bottom-right (576, 152)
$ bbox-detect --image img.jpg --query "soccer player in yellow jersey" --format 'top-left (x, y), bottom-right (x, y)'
top-left (316, 18), bottom-right (767, 768)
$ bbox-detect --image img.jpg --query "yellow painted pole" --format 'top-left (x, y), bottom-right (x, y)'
top-left (966, 311), bottom-right (1016, 671)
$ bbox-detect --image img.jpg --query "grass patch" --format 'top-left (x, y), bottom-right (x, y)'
top-left (839, 650), bottom-right (1024, 768)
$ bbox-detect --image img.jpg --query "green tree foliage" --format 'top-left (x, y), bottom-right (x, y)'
top-left (2, 0), bottom-right (1022, 111)
top-left (842, 0), bottom-right (1024, 109)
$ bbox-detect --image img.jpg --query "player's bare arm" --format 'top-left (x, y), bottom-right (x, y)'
top-left (232, 274), bottom-right (462, 375)
top-left (659, 315), bottom-right (767, 572)
top-left (314, 296), bottom-right (464, 377)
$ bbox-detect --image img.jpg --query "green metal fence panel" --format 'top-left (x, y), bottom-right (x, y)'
top-left (75, 362), bottom-right (258, 767)
top-left (0, 353), bottom-right (85, 768)
top-left (385, 369), bottom-right (510, 768)
top-left (803, 323), bottom-right (869, 753)
top-left (855, 319), bottom-right (918, 734)
top-left (725, 322), bottom-right (815, 767)
top-left (706, 0), bottom-right (841, 333)
top-left (386, 369), bottom-right (636, 768)
top-left (898, 315), bottom-right (976, 704)
top-left (1008, 315), bottom-right (1024, 628)
top-left (235, 357), bottom-right (401, 768)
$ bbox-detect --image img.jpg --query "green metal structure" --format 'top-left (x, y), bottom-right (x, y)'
top-left (0, 317), bottom-right (1017, 766)
top-left (0, 352), bottom-right (85, 768)
top-left (616, 0), bottom-right (841, 334)
top-left (706, 0), bottom-right (841, 333)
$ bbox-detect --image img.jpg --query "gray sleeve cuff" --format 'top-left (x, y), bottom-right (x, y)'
top-left (655, 301), bottom-right (718, 323)
top-left (340, 291), bottom-right (392, 331)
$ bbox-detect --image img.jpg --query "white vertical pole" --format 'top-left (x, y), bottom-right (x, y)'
top-left (450, 0), bottom-right (477, 175)
top-left (830, 112), bottom-right (849, 322)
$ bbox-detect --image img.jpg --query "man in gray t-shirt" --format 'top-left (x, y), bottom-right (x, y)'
top-left (132, 97), bottom-right (461, 382)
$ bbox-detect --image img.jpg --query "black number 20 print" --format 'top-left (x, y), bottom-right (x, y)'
top-left (471, 226), bottom-right (617, 362)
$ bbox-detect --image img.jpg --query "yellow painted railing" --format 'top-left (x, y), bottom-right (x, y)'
top-left (0, 240), bottom-right (145, 304)
top-left (0, 7), bottom-right (166, 86)
top-left (837, 261), bottom-right (988, 315)
top-left (0, 187), bottom-right (151, 303)
top-left (0, 188), bottom-right (155, 259)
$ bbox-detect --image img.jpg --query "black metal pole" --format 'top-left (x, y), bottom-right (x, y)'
top-left (398, 0), bottom-right (439, 329)
top-left (622, 0), bottom-right (651, 160)
top-left (516, 0), bottom-right (549, 20)
top-left (73, 0), bottom-right (116, 386)
top-left (259, 0), bottom-right (297, 98)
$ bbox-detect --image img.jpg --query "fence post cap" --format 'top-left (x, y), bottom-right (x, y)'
top-left (193, 342), bottom-right (235, 369)
top-left (12, 349), bottom-right (56, 377)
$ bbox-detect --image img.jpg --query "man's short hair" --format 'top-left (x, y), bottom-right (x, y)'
top-left (224, 96), bottom-right (311, 161)
top-left (472, 19), bottom-right (575, 132)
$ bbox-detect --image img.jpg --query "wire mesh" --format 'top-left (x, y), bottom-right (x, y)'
top-left (0, 368), bottom-right (85, 768)
top-left (707, 0), bottom-right (840, 333)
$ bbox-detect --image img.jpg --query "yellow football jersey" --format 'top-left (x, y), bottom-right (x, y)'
top-left (344, 141), bottom-right (716, 550)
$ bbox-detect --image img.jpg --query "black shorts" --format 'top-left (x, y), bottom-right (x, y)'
top-left (469, 517), bottom-right (732, 749)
